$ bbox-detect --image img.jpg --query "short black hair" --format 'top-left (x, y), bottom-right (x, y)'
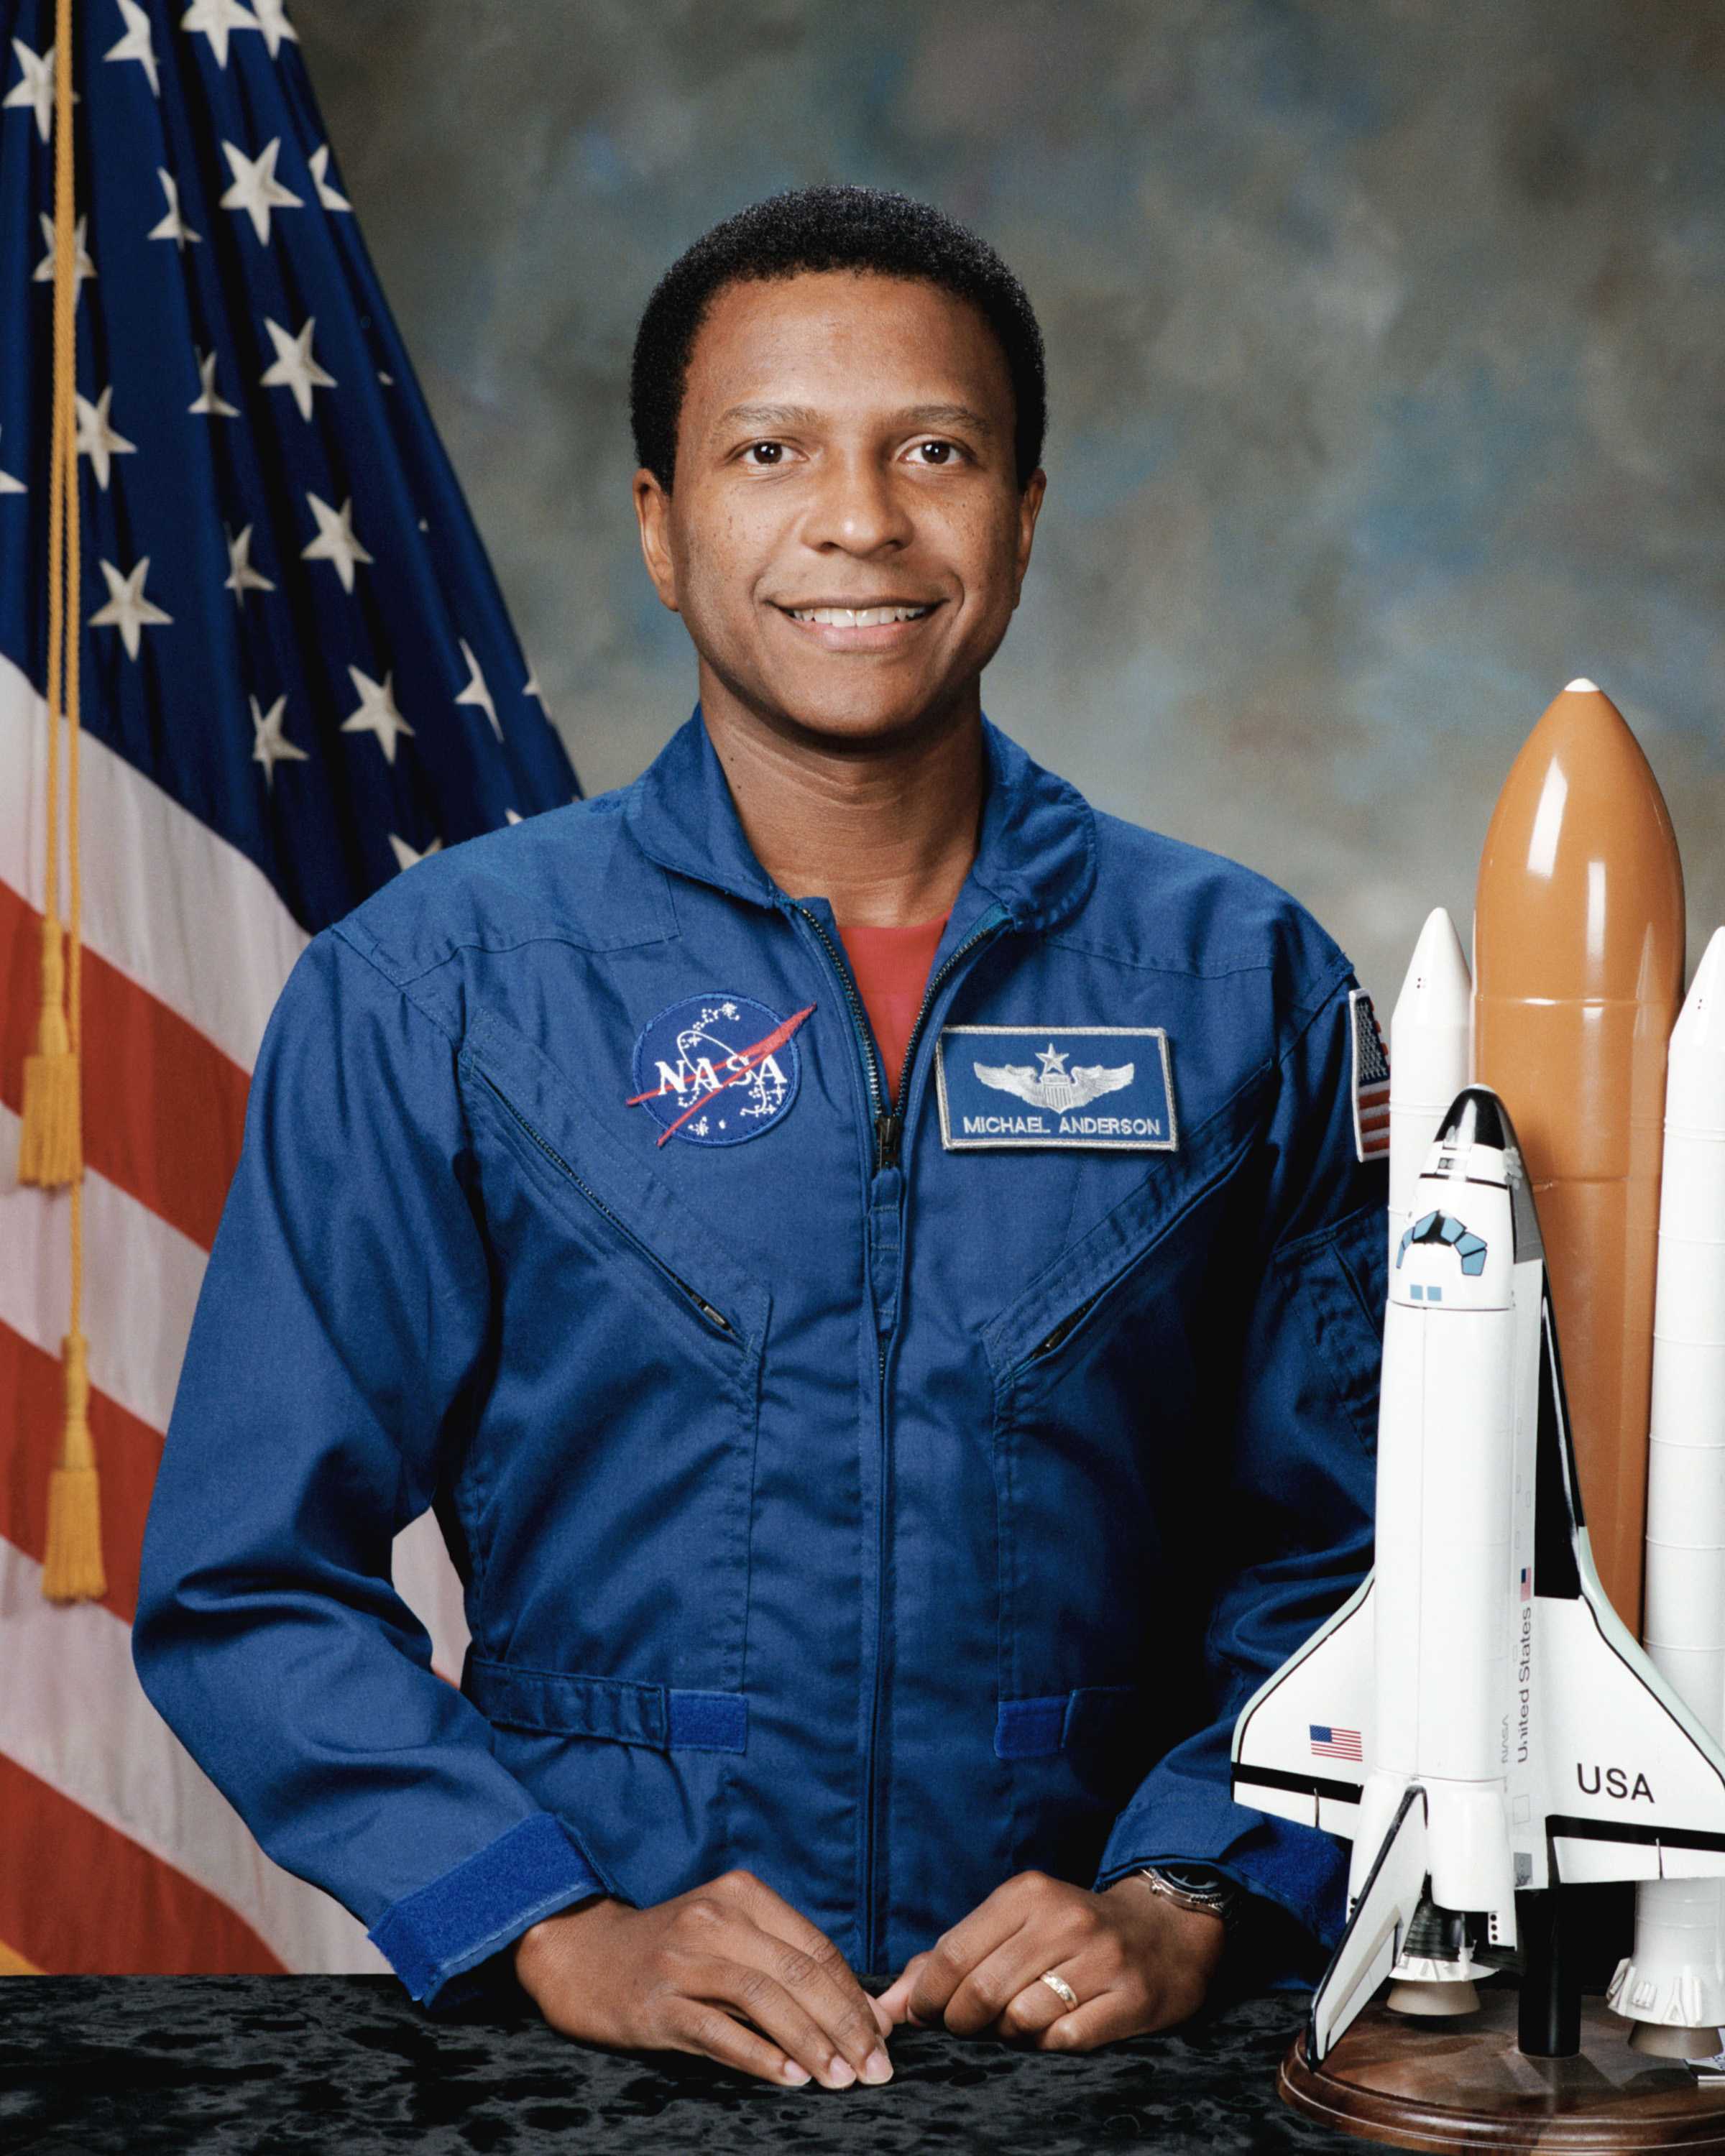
top-left (630, 184), bottom-right (1046, 493)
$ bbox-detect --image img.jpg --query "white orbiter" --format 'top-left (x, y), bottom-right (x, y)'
top-left (1230, 1084), bottom-right (1725, 2065)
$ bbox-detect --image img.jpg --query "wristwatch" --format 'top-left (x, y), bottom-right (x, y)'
top-left (1136, 1863), bottom-right (1246, 1933)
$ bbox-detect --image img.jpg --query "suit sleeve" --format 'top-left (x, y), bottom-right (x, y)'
top-left (132, 925), bottom-right (620, 2007)
top-left (1090, 960), bottom-right (1386, 1966)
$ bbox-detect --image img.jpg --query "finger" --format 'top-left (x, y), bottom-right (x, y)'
top-left (1029, 1988), bottom-right (1134, 2053)
top-left (680, 1950), bottom-right (866, 2090)
top-left (876, 1952), bottom-right (933, 2026)
top-left (936, 1923), bottom-right (1087, 2035)
top-left (661, 1995), bottom-right (816, 2088)
top-left (905, 1876), bottom-right (1049, 2027)
top-left (714, 1874), bottom-right (891, 2079)
top-left (988, 1960), bottom-right (1088, 2043)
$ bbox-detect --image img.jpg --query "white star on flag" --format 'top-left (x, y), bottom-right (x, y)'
top-left (389, 832), bottom-right (444, 872)
top-left (181, 0), bottom-right (260, 69)
top-left (75, 387), bottom-right (137, 492)
top-left (301, 494), bottom-right (373, 591)
top-left (341, 665), bottom-right (413, 763)
top-left (250, 694), bottom-right (307, 784)
top-left (34, 211), bottom-right (94, 298)
top-left (219, 137), bottom-right (302, 243)
top-left (252, 0), bottom-right (300, 57)
top-left (6, 40), bottom-right (77, 144)
top-left (505, 808), bottom-right (523, 824)
top-left (0, 426), bottom-right (24, 496)
top-left (189, 346), bottom-right (240, 417)
top-left (260, 316), bottom-right (336, 420)
top-left (105, 1), bottom-right (161, 96)
top-left (455, 639), bottom-right (502, 741)
top-left (90, 556), bottom-right (172, 660)
top-left (224, 524), bottom-right (275, 604)
top-left (149, 168), bottom-right (202, 248)
top-left (308, 143), bottom-right (350, 211)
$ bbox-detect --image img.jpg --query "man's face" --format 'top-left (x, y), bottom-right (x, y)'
top-left (635, 270), bottom-right (1044, 747)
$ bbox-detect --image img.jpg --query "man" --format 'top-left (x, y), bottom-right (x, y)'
top-left (134, 185), bottom-right (1386, 2095)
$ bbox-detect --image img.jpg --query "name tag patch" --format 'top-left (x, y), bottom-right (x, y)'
top-left (934, 1026), bottom-right (1177, 1151)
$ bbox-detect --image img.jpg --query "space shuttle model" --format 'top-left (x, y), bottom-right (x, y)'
top-left (1231, 681), bottom-right (1725, 2069)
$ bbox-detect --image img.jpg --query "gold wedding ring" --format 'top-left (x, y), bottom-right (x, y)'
top-left (1038, 1969), bottom-right (1078, 2010)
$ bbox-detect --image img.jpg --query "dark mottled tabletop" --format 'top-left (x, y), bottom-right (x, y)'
top-left (0, 1975), bottom-right (1357, 2155)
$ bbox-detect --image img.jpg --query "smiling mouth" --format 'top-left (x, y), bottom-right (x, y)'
top-left (778, 602), bottom-right (939, 627)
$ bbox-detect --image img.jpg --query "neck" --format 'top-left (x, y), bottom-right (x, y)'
top-left (696, 681), bottom-right (985, 927)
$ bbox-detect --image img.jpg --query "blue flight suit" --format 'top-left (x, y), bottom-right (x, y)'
top-left (132, 708), bottom-right (1386, 2008)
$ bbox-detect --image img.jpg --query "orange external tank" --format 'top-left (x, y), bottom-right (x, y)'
top-left (1473, 679), bottom-right (1685, 1632)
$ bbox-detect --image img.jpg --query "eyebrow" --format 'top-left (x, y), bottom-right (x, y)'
top-left (712, 401), bottom-right (997, 437)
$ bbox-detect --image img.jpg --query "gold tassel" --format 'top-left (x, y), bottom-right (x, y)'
top-left (17, 915), bottom-right (82, 1187)
top-left (42, 1331), bottom-right (105, 1605)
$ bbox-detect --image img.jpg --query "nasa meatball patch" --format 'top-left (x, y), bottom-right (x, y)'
top-left (627, 992), bottom-right (813, 1148)
top-left (934, 1026), bottom-right (1177, 1151)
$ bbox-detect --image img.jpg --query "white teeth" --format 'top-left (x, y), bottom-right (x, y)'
top-left (789, 604), bottom-right (931, 626)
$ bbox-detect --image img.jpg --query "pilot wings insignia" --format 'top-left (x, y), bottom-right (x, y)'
top-left (973, 1042), bottom-right (1136, 1114)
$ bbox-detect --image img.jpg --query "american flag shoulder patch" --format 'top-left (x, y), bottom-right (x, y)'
top-left (1310, 1724), bottom-right (1364, 1761)
top-left (1349, 988), bottom-right (1391, 1164)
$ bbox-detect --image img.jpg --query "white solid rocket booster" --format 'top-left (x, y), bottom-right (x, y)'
top-left (1611, 927), bottom-right (1725, 2058)
top-left (1387, 908), bottom-right (1472, 1266)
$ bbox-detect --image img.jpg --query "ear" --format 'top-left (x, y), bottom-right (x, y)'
top-left (633, 467), bottom-right (681, 614)
top-left (1012, 467), bottom-right (1046, 603)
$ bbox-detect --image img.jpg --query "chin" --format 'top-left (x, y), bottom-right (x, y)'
top-left (766, 681), bottom-right (965, 747)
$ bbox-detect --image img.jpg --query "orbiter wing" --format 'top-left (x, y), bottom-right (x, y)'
top-left (1231, 1285), bottom-right (1725, 1878)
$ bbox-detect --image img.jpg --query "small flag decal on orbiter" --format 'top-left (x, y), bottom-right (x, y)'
top-left (1310, 1725), bottom-right (1363, 1761)
top-left (1350, 989), bottom-right (1392, 1163)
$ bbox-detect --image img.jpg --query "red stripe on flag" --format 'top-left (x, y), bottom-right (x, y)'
top-left (0, 1317), bottom-right (163, 1626)
top-left (0, 1751), bottom-right (285, 1974)
top-left (0, 877), bottom-right (249, 1251)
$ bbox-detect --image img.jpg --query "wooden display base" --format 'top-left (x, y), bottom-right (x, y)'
top-left (1281, 1986), bottom-right (1725, 2151)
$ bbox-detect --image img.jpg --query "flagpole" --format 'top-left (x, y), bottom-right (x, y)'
top-left (34, 0), bottom-right (104, 1606)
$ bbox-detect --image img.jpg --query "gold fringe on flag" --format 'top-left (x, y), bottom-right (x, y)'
top-left (42, 1332), bottom-right (104, 1603)
top-left (19, 0), bottom-right (83, 1191)
top-left (33, 0), bottom-right (104, 1606)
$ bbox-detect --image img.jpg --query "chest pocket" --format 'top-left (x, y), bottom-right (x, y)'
top-left (456, 1003), bottom-right (770, 1699)
top-left (979, 1073), bottom-right (1270, 1723)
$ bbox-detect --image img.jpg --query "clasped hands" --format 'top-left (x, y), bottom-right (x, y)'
top-left (513, 1864), bottom-right (1225, 2091)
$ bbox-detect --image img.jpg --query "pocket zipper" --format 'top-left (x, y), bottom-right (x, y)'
top-left (1011, 1126), bottom-right (1259, 1374)
top-left (1027, 1289), bottom-right (1105, 1362)
top-left (477, 1071), bottom-right (740, 1341)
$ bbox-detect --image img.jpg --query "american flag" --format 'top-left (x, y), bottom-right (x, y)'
top-left (1349, 987), bottom-right (1391, 1163)
top-left (1310, 1724), bottom-right (1364, 1762)
top-left (1520, 1565), bottom-right (1532, 1602)
top-left (0, 0), bottom-right (578, 1978)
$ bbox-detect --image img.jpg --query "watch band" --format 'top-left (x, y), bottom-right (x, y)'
top-left (1136, 1864), bottom-right (1244, 1933)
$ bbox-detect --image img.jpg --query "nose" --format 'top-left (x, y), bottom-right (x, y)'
top-left (799, 444), bottom-right (914, 556)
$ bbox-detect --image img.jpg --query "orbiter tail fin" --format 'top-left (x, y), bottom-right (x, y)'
top-left (1309, 1784), bottom-right (1428, 2064)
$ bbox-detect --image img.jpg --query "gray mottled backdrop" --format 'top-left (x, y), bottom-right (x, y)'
top-left (294, 0), bottom-right (1724, 1012)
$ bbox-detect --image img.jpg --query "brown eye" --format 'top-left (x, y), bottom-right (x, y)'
top-left (745, 441), bottom-right (783, 465)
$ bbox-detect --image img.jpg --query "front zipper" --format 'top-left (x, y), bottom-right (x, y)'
top-left (788, 899), bottom-right (1011, 1169)
top-left (876, 900), bottom-right (1013, 1165)
top-left (788, 895), bottom-right (1013, 1973)
top-left (477, 1069), bottom-right (740, 1341)
top-left (789, 904), bottom-right (890, 1162)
